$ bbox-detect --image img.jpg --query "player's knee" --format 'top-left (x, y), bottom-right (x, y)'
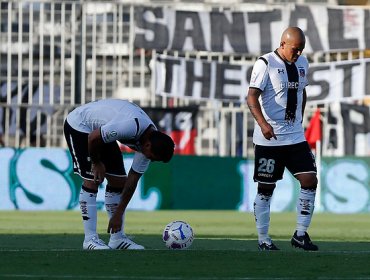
top-left (106, 184), bottom-right (123, 193)
top-left (106, 175), bottom-right (126, 189)
top-left (298, 174), bottom-right (317, 189)
top-left (257, 183), bottom-right (276, 196)
top-left (83, 179), bottom-right (99, 191)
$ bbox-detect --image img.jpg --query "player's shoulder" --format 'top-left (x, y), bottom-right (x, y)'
top-left (296, 55), bottom-right (309, 67)
top-left (257, 51), bottom-right (275, 64)
top-left (257, 51), bottom-right (285, 68)
top-left (253, 52), bottom-right (273, 71)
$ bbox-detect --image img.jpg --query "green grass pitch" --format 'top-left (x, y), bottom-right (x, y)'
top-left (0, 210), bottom-right (369, 279)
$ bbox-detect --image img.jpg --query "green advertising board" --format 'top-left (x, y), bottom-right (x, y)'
top-left (0, 148), bottom-right (369, 213)
top-left (145, 155), bottom-right (242, 209)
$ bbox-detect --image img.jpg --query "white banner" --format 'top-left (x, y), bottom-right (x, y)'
top-left (135, 5), bottom-right (370, 55)
top-left (153, 55), bottom-right (370, 103)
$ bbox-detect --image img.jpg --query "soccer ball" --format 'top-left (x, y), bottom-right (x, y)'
top-left (162, 220), bottom-right (194, 249)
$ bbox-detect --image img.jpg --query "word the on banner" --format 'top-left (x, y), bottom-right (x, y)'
top-left (154, 55), bottom-right (251, 102)
top-left (153, 55), bottom-right (370, 103)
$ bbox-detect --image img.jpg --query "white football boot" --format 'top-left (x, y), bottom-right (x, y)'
top-left (83, 236), bottom-right (111, 250)
top-left (108, 235), bottom-right (145, 250)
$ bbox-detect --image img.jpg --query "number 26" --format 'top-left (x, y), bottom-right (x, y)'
top-left (257, 158), bottom-right (275, 173)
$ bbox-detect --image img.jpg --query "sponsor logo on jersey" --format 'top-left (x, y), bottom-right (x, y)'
top-left (257, 173), bottom-right (273, 178)
top-left (278, 68), bottom-right (285, 74)
top-left (280, 81), bottom-right (300, 89)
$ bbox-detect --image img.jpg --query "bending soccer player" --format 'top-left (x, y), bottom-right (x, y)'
top-left (64, 99), bottom-right (175, 250)
top-left (246, 27), bottom-right (319, 251)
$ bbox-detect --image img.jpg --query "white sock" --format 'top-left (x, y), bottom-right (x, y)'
top-left (296, 188), bottom-right (316, 236)
top-left (254, 193), bottom-right (272, 243)
top-left (105, 187), bottom-right (126, 241)
top-left (79, 187), bottom-right (98, 242)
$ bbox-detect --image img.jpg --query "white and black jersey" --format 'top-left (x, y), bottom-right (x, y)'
top-left (66, 99), bottom-right (156, 174)
top-left (249, 50), bottom-right (309, 146)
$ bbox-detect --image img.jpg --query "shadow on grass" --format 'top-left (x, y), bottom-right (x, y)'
top-left (0, 234), bottom-right (369, 252)
top-left (0, 234), bottom-right (369, 279)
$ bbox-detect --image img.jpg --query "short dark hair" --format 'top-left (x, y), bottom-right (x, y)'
top-left (149, 131), bottom-right (175, 163)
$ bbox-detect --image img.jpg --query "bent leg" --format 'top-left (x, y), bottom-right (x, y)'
top-left (295, 173), bottom-right (317, 235)
top-left (105, 175), bottom-right (144, 250)
top-left (254, 183), bottom-right (276, 243)
top-left (79, 179), bottom-right (100, 242)
top-left (105, 175), bottom-right (126, 237)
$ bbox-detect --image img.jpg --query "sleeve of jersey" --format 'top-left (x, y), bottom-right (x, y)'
top-left (303, 58), bottom-right (309, 87)
top-left (249, 59), bottom-right (269, 91)
top-left (100, 120), bottom-right (137, 143)
top-left (131, 152), bottom-right (151, 174)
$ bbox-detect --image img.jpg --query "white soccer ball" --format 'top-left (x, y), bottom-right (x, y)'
top-left (162, 220), bottom-right (194, 249)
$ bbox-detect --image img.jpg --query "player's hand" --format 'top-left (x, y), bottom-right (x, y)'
top-left (91, 161), bottom-right (106, 185)
top-left (261, 123), bottom-right (277, 140)
top-left (107, 214), bottom-right (123, 234)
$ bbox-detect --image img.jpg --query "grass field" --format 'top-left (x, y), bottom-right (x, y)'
top-left (0, 210), bottom-right (369, 280)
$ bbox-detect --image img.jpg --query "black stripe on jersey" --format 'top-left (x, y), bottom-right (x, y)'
top-left (258, 57), bottom-right (268, 65)
top-left (249, 86), bottom-right (263, 91)
top-left (134, 118), bottom-right (139, 137)
top-left (284, 62), bottom-right (299, 122)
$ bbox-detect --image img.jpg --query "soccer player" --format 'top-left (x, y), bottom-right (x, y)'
top-left (246, 27), bottom-right (319, 251)
top-left (64, 99), bottom-right (175, 250)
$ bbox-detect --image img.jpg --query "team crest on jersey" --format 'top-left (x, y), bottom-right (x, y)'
top-left (299, 68), bottom-right (305, 77)
top-left (105, 131), bottom-right (117, 140)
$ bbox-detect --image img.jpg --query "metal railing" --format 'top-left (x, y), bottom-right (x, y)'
top-left (0, 0), bottom-right (368, 157)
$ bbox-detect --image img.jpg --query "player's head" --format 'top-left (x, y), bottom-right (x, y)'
top-left (279, 27), bottom-right (306, 63)
top-left (144, 130), bottom-right (175, 163)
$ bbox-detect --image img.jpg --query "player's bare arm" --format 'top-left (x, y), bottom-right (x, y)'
top-left (107, 169), bottom-right (142, 233)
top-left (246, 88), bottom-right (277, 140)
top-left (88, 128), bottom-right (106, 184)
top-left (246, 88), bottom-right (266, 125)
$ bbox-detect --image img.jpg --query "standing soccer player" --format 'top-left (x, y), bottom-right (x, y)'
top-left (64, 99), bottom-right (175, 250)
top-left (246, 27), bottom-right (319, 251)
